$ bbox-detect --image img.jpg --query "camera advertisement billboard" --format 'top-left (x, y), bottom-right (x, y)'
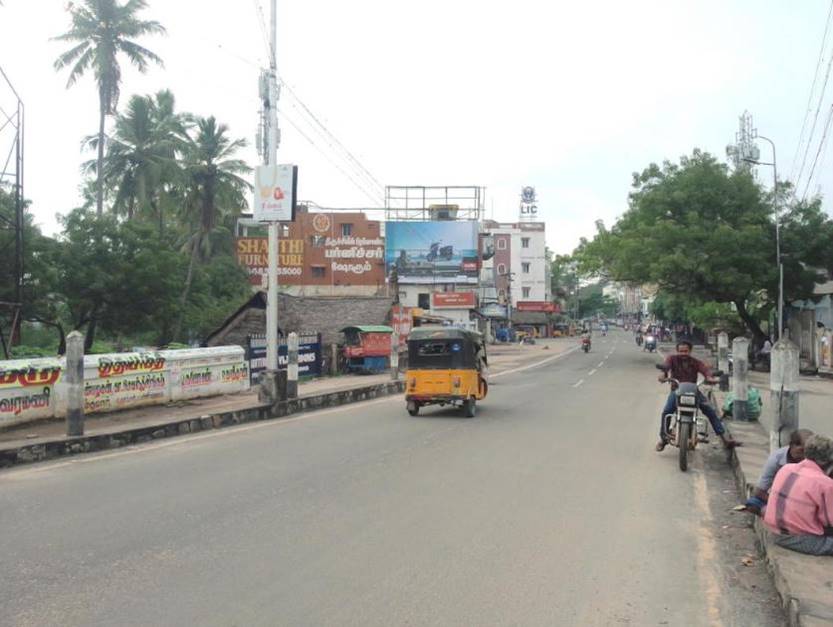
top-left (385, 221), bottom-right (479, 284)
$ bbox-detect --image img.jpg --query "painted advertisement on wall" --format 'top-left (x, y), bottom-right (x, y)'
top-left (236, 237), bottom-right (305, 286)
top-left (385, 221), bottom-right (479, 284)
top-left (0, 358), bottom-right (62, 425)
top-left (246, 333), bottom-right (322, 385)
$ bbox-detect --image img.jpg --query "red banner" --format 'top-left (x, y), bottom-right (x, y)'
top-left (432, 292), bottom-right (477, 309)
top-left (516, 301), bottom-right (558, 313)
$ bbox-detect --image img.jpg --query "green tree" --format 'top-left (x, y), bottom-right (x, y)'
top-left (173, 116), bottom-right (251, 340)
top-left (53, 0), bottom-right (165, 216)
top-left (575, 150), bottom-right (831, 341)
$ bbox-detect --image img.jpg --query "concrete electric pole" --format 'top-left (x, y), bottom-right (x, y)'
top-left (266, 0), bottom-right (281, 374)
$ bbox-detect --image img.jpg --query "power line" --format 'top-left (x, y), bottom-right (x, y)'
top-left (801, 103), bottom-right (833, 200)
top-left (795, 37), bottom-right (833, 192)
top-left (251, 0), bottom-right (272, 62)
top-left (278, 107), bottom-right (384, 206)
top-left (278, 78), bottom-right (384, 195)
top-left (790, 0), bottom-right (833, 181)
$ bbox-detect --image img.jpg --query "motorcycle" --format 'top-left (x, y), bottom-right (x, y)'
top-left (643, 334), bottom-right (657, 352)
top-left (655, 364), bottom-right (722, 471)
top-left (581, 336), bottom-right (591, 353)
top-left (635, 334), bottom-right (643, 347)
top-left (426, 242), bottom-right (454, 262)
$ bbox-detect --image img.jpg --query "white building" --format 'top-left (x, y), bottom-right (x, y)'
top-left (484, 220), bottom-right (549, 306)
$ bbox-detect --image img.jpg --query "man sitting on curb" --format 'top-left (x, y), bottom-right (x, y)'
top-left (744, 429), bottom-right (815, 515)
top-left (764, 434), bottom-right (833, 556)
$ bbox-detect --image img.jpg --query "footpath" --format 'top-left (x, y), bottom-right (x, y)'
top-left (660, 342), bottom-right (833, 627)
top-left (0, 337), bottom-right (576, 468)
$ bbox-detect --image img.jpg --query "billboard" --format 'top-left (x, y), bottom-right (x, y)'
top-left (385, 221), bottom-right (479, 284)
top-left (253, 164), bottom-right (297, 222)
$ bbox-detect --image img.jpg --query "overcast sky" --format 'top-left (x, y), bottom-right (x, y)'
top-left (1, 0), bottom-right (831, 254)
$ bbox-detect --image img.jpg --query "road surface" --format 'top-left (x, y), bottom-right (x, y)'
top-left (0, 331), bottom-right (784, 626)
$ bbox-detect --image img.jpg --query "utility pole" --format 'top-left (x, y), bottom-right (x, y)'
top-left (265, 0), bottom-right (281, 374)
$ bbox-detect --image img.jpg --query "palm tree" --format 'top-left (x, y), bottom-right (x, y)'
top-left (172, 116), bottom-right (251, 340)
top-left (88, 90), bottom-right (184, 226)
top-left (53, 0), bottom-right (166, 216)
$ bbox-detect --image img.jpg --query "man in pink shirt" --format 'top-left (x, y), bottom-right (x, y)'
top-left (764, 434), bottom-right (833, 556)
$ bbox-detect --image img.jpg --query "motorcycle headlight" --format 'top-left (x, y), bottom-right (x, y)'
top-left (679, 394), bottom-right (697, 407)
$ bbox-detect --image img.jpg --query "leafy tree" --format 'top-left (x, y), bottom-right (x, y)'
top-left (173, 116), bottom-right (251, 340)
top-left (53, 0), bottom-right (165, 216)
top-left (575, 150), bottom-right (831, 342)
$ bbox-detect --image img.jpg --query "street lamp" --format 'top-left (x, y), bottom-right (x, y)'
top-left (727, 126), bottom-right (783, 341)
top-left (747, 135), bottom-right (783, 341)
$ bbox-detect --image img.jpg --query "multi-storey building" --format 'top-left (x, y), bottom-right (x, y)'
top-left (482, 220), bottom-right (549, 307)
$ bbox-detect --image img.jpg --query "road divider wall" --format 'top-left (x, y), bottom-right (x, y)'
top-left (0, 347), bottom-right (249, 429)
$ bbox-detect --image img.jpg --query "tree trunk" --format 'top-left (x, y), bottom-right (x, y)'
top-left (734, 298), bottom-right (767, 345)
top-left (151, 198), bottom-right (163, 237)
top-left (96, 91), bottom-right (106, 217)
top-left (84, 317), bottom-right (97, 352)
top-left (172, 235), bottom-right (200, 342)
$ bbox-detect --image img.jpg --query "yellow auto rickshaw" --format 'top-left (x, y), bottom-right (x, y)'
top-left (405, 326), bottom-right (488, 417)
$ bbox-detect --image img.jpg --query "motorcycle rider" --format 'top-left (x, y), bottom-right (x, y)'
top-left (655, 340), bottom-right (740, 452)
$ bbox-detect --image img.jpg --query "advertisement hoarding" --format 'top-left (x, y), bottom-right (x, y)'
top-left (385, 221), bottom-right (479, 284)
top-left (253, 164), bottom-right (297, 222)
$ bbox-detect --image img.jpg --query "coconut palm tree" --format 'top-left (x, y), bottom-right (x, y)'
top-left (53, 0), bottom-right (166, 216)
top-left (87, 90), bottom-right (184, 227)
top-left (172, 116), bottom-right (251, 340)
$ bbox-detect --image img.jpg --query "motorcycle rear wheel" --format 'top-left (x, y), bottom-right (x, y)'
top-left (678, 422), bottom-right (691, 472)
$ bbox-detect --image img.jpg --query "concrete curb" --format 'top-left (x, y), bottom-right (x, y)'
top-left (0, 381), bottom-right (405, 469)
top-left (727, 421), bottom-right (833, 627)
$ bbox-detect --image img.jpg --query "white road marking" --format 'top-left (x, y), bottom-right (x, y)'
top-left (3, 346), bottom-right (582, 478)
top-left (572, 379), bottom-right (585, 388)
top-left (588, 369), bottom-right (597, 376)
top-left (597, 362), bottom-right (605, 368)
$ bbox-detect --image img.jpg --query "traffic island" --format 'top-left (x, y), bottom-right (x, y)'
top-left (728, 420), bottom-right (833, 627)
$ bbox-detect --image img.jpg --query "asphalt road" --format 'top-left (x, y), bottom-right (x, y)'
top-left (0, 331), bottom-right (784, 626)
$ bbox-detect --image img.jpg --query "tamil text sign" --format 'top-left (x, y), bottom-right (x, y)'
top-left (432, 292), bottom-right (477, 309)
top-left (516, 301), bottom-right (558, 313)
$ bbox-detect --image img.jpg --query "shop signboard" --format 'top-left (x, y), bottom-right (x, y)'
top-left (246, 333), bottom-right (322, 385)
top-left (479, 303), bottom-right (508, 318)
top-left (432, 292), bottom-right (477, 309)
top-left (516, 301), bottom-right (559, 313)
top-left (385, 221), bottom-right (479, 284)
top-left (391, 306), bottom-right (413, 346)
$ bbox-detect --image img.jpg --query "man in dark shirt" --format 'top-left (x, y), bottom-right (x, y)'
top-left (655, 340), bottom-right (739, 451)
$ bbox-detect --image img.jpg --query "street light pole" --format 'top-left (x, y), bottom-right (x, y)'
top-left (750, 134), bottom-right (783, 341)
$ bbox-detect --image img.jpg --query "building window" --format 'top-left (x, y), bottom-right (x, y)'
top-left (310, 235), bottom-right (326, 247)
top-left (341, 223), bottom-right (353, 236)
top-left (522, 237), bottom-right (530, 248)
top-left (418, 293), bottom-right (430, 309)
top-left (312, 266), bottom-right (326, 278)
top-left (522, 262), bottom-right (531, 273)
top-left (523, 287), bottom-right (531, 298)
top-left (497, 238), bottom-right (507, 250)
top-left (497, 263), bottom-right (507, 275)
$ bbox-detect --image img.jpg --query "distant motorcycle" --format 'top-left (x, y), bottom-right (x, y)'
top-left (644, 334), bottom-right (657, 352)
top-left (581, 336), bottom-right (591, 353)
top-left (636, 334), bottom-right (644, 347)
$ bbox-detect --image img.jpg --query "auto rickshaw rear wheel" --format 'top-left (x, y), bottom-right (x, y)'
top-left (463, 397), bottom-right (476, 418)
top-left (407, 401), bottom-right (420, 416)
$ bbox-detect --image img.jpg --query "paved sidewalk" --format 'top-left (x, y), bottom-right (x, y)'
top-left (0, 338), bottom-right (575, 464)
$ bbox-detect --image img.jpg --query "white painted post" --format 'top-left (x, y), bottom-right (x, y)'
top-left (287, 332), bottom-right (298, 399)
top-left (732, 337), bottom-right (749, 421)
top-left (769, 339), bottom-right (800, 452)
top-left (390, 330), bottom-right (400, 380)
top-left (65, 331), bottom-right (85, 436)
top-left (718, 332), bottom-right (729, 391)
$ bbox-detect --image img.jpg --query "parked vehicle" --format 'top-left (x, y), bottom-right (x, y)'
top-left (656, 364), bottom-right (722, 471)
top-left (405, 327), bottom-right (488, 418)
